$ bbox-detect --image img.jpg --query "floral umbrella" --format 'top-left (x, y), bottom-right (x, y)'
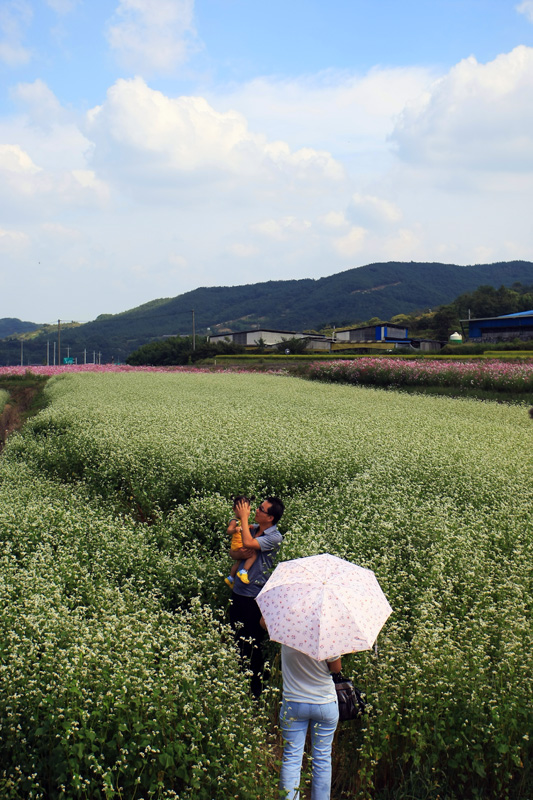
top-left (256, 553), bottom-right (392, 661)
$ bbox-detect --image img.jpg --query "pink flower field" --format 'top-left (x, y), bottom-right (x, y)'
top-left (308, 357), bottom-right (533, 392)
top-left (0, 364), bottom-right (213, 376)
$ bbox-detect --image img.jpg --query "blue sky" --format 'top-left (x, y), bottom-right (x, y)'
top-left (1, 0), bottom-right (533, 321)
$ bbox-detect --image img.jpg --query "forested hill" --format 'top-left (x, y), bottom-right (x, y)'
top-left (3, 260), bottom-right (533, 364)
top-left (0, 318), bottom-right (41, 339)
top-left (88, 259), bottom-right (533, 336)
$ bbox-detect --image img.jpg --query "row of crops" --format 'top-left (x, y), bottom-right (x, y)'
top-left (1, 371), bottom-right (532, 799)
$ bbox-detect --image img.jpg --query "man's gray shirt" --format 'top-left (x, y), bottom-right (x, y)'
top-left (232, 523), bottom-right (283, 598)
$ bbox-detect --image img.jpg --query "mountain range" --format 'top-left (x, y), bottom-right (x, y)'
top-left (2, 260), bottom-right (533, 364)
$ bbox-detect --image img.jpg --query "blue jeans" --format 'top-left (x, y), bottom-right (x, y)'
top-left (279, 698), bottom-right (339, 800)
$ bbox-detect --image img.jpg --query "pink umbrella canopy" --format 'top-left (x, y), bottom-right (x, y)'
top-left (256, 554), bottom-right (393, 661)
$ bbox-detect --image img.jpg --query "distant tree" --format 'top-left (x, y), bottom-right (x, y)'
top-left (126, 335), bottom-right (244, 366)
top-left (431, 307), bottom-right (461, 340)
top-left (390, 314), bottom-right (411, 326)
top-left (274, 337), bottom-right (309, 354)
top-left (253, 337), bottom-right (267, 353)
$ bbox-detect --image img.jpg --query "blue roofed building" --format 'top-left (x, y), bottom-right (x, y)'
top-left (335, 322), bottom-right (409, 346)
top-left (463, 310), bottom-right (533, 342)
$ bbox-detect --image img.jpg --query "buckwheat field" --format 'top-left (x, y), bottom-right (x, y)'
top-left (0, 371), bottom-right (531, 799)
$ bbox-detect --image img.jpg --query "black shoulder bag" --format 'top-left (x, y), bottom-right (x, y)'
top-left (332, 673), bottom-right (366, 722)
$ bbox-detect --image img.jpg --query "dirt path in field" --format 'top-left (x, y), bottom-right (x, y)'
top-left (0, 383), bottom-right (44, 453)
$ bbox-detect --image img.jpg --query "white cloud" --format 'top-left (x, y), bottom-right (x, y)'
top-left (0, 226), bottom-right (29, 248)
top-left (46, 0), bottom-right (78, 13)
top-left (0, 82), bottom-right (110, 215)
top-left (319, 211), bottom-right (349, 229)
top-left (0, 153), bottom-right (108, 207)
top-left (516, 1), bottom-right (533, 22)
top-left (333, 226), bottom-right (367, 257)
top-left (252, 217), bottom-right (312, 241)
top-left (380, 228), bottom-right (422, 261)
top-left (0, 143), bottom-right (41, 174)
top-left (227, 243), bottom-right (259, 258)
top-left (392, 46), bottom-right (533, 173)
top-left (208, 66), bottom-right (436, 167)
top-left (4, 81), bottom-right (97, 177)
top-left (86, 77), bottom-right (344, 188)
top-left (0, 138), bottom-right (108, 215)
top-left (348, 193), bottom-right (402, 225)
top-left (40, 222), bottom-right (82, 242)
top-left (0, 0), bottom-right (32, 66)
top-left (47, 0), bottom-right (79, 12)
top-left (168, 253), bottom-right (188, 268)
top-left (106, 0), bottom-right (198, 75)
top-left (11, 79), bottom-right (66, 126)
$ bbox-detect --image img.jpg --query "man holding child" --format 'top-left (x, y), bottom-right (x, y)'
top-left (228, 496), bottom-right (284, 699)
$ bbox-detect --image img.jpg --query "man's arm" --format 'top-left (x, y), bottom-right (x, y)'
top-left (229, 546), bottom-right (255, 560)
top-left (235, 500), bottom-right (262, 551)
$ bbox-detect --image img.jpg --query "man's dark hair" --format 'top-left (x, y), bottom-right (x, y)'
top-left (265, 496), bottom-right (284, 525)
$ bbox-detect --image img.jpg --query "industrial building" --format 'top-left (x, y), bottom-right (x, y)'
top-left (463, 310), bottom-right (533, 342)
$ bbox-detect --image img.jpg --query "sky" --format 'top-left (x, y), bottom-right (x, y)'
top-left (1, 0), bottom-right (533, 323)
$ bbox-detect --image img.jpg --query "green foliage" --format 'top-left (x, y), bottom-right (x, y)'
top-left (440, 339), bottom-right (533, 355)
top-left (408, 282), bottom-right (533, 341)
top-left (0, 318), bottom-right (41, 338)
top-left (126, 336), bottom-right (244, 366)
top-left (274, 336), bottom-right (310, 354)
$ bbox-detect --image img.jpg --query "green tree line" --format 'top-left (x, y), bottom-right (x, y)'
top-left (125, 336), bottom-right (244, 366)
top-left (390, 282), bottom-right (533, 341)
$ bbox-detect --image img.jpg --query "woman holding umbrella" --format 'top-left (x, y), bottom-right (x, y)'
top-left (276, 641), bottom-right (342, 799)
top-left (257, 553), bottom-right (393, 800)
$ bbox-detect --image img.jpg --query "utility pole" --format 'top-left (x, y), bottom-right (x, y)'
top-left (46, 340), bottom-right (50, 366)
top-left (191, 309), bottom-right (196, 350)
top-left (57, 319), bottom-right (61, 366)
top-left (20, 340), bottom-right (23, 366)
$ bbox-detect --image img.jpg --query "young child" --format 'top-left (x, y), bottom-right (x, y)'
top-left (225, 495), bottom-right (257, 587)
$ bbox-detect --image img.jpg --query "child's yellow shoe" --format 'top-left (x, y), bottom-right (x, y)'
top-left (237, 569), bottom-right (250, 584)
top-left (225, 576), bottom-right (234, 588)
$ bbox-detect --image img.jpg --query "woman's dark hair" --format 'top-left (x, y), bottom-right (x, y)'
top-left (265, 496), bottom-right (284, 525)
